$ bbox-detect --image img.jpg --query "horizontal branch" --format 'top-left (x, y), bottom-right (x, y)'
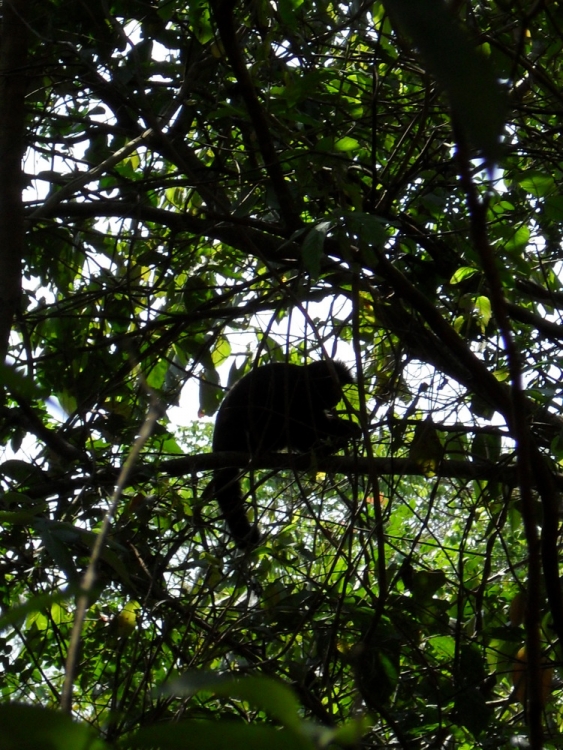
top-left (160, 451), bottom-right (519, 484)
top-left (14, 450), bottom-right (563, 503)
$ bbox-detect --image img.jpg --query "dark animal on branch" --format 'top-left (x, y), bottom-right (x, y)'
top-left (211, 360), bottom-right (360, 548)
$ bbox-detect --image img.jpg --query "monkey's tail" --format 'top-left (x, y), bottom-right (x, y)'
top-left (214, 468), bottom-right (260, 549)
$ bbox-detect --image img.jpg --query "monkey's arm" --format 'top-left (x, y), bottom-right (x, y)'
top-left (309, 410), bottom-right (361, 444)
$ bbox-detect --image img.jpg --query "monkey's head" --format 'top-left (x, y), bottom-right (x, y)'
top-left (305, 360), bottom-right (355, 408)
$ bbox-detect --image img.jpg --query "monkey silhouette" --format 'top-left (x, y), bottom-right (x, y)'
top-left (212, 360), bottom-right (359, 547)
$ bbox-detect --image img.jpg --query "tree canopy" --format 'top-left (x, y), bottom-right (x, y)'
top-left (1, 0), bottom-right (563, 747)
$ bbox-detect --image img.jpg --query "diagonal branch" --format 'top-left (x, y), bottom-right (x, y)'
top-left (210, 0), bottom-right (301, 232)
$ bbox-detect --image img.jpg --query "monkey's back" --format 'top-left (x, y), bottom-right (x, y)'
top-left (212, 362), bottom-right (327, 453)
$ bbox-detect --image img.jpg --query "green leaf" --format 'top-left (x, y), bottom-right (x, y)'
top-left (472, 431), bottom-right (501, 463)
top-left (0, 460), bottom-right (49, 487)
top-left (454, 686), bottom-right (493, 736)
top-left (343, 212), bottom-right (389, 250)
top-left (0, 704), bottom-right (106, 750)
top-left (412, 569), bottom-right (447, 601)
top-left (163, 673), bottom-right (302, 729)
top-left (450, 266), bottom-right (478, 285)
top-left (0, 363), bottom-right (48, 399)
top-left (125, 721), bottom-right (314, 750)
top-left (470, 393), bottom-right (495, 420)
top-left (503, 225), bottom-right (530, 252)
top-left (409, 419), bottom-right (443, 476)
top-left (146, 356), bottom-right (169, 390)
top-left (301, 221), bottom-right (331, 279)
top-left (211, 336), bottom-right (232, 367)
top-left (518, 170), bottom-right (556, 197)
top-left (199, 366), bottom-right (222, 417)
top-left (334, 136), bottom-right (360, 152)
top-left (385, 0), bottom-right (505, 160)
top-left (544, 194), bottom-right (563, 220)
top-left (0, 587), bottom-right (76, 632)
top-left (474, 295), bottom-right (492, 332)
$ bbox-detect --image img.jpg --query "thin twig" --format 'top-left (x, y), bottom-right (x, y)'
top-left (60, 393), bottom-right (164, 714)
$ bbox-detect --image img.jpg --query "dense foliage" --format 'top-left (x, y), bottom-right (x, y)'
top-left (0, 0), bottom-right (562, 747)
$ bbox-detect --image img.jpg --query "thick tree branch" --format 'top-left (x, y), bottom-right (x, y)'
top-left (13, 451), bottom-right (563, 504)
top-left (455, 133), bottom-right (543, 745)
top-left (0, 0), bottom-right (29, 360)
